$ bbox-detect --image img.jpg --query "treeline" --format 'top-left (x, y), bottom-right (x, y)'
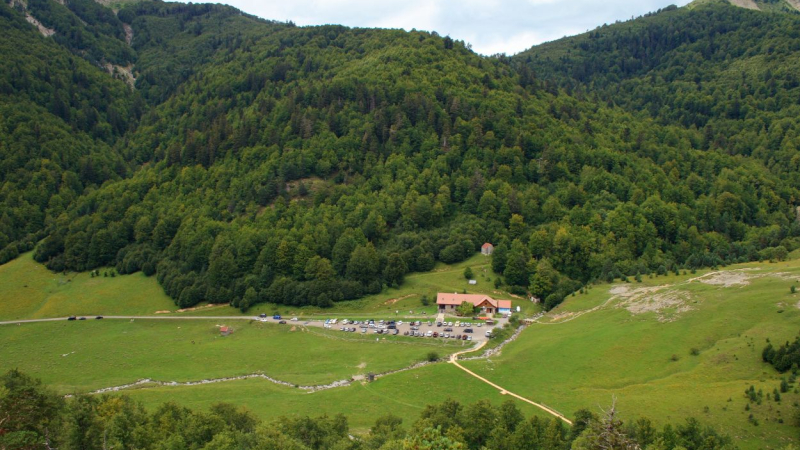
top-left (0, 369), bottom-right (736, 450)
top-left (763, 334), bottom-right (800, 372)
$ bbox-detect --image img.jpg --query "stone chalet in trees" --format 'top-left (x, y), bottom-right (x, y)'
top-left (481, 242), bottom-right (494, 255)
top-left (437, 293), bottom-right (512, 316)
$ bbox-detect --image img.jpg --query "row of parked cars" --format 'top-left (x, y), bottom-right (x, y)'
top-left (67, 316), bottom-right (103, 320)
top-left (406, 330), bottom-right (473, 341)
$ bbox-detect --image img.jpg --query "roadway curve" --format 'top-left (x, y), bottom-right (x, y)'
top-left (449, 341), bottom-right (574, 425)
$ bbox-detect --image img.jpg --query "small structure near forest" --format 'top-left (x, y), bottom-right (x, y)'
top-left (436, 293), bottom-right (511, 315)
top-left (220, 326), bottom-right (231, 336)
top-left (481, 242), bottom-right (494, 255)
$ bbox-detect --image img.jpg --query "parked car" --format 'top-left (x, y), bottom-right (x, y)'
top-left (278, 320), bottom-right (287, 324)
top-left (67, 316), bottom-right (76, 321)
top-left (78, 317), bottom-right (86, 320)
top-left (291, 317), bottom-right (298, 321)
top-left (444, 327), bottom-right (453, 332)
top-left (95, 316), bottom-right (104, 320)
top-left (464, 328), bottom-right (473, 333)
top-left (485, 330), bottom-right (492, 337)
top-left (259, 313), bottom-right (267, 318)
top-left (433, 332), bottom-right (439, 337)
top-left (436, 322), bottom-right (442, 327)
top-left (273, 315), bottom-right (282, 320)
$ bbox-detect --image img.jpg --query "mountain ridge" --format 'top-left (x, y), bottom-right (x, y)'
top-left (690, 0), bottom-right (800, 12)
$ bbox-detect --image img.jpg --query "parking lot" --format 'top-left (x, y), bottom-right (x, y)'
top-left (258, 315), bottom-right (506, 343)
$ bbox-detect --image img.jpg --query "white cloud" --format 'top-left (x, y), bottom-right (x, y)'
top-left (214, 0), bottom-right (696, 55)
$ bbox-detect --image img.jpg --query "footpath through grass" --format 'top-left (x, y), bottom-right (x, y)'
top-left (118, 361), bottom-right (548, 433)
top-left (463, 260), bottom-right (800, 449)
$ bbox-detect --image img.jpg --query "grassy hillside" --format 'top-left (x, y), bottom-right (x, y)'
top-left (462, 258), bottom-right (800, 448)
top-left (0, 252), bottom-right (176, 321)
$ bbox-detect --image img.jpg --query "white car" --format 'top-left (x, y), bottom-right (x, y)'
top-left (291, 317), bottom-right (298, 321)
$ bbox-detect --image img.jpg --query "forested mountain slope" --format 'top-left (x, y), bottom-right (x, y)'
top-left (517, 2), bottom-right (800, 184)
top-left (3, 0), bottom-right (800, 312)
top-left (0, 2), bottom-right (138, 264)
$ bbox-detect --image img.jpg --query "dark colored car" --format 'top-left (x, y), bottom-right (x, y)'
top-left (78, 317), bottom-right (86, 320)
top-left (95, 316), bottom-right (104, 320)
top-left (273, 315), bottom-right (282, 320)
top-left (444, 327), bottom-right (453, 332)
top-left (67, 316), bottom-right (76, 321)
top-left (387, 325), bottom-right (396, 329)
top-left (278, 320), bottom-right (287, 324)
top-left (462, 335), bottom-right (468, 340)
top-left (464, 328), bottom-right (473, 333)
top-left (259, 313), bottom-right (267, 318)
top-left (436, 322), bottom-right (442, 327)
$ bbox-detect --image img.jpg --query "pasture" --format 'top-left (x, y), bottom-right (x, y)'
top-left (0, 319), bottom-right (462, 393)
top-left (462, 260), bottom-right (800, 448)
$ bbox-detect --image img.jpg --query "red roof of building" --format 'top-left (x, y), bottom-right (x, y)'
top-left (436, 293), bottom-right (512, 310)
top-left (220, 326), bottom-right (229, 332)
top-left (481, 242), bottom-right (493, 249)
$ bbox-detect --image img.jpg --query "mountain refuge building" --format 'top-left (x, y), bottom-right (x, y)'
top-left (437, 293), bottom-right (512, 316)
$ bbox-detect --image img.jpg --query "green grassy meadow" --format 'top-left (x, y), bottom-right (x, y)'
top-left (0, 252), bottom-right (177, 320)
top-left (463, 261), bottom-right (800, 448)
top-left (0, 319), bottom-right (463, 393)
top-left (119, 363), bottom-right (547, 433)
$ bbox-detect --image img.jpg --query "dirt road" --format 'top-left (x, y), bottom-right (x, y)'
top-left (449, 341), bottom-right (573, 425)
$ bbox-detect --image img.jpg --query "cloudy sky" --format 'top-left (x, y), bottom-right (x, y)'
top-left (217, 0), bottom-right (694, 55)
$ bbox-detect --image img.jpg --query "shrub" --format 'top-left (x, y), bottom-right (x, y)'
top-left (426, 352), bottom-right (439, 362)
top-left (463, 267), bottom-right (473, 280)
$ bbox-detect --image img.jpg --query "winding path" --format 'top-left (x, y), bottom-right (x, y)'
top-left (448, 341), bottom-right (573, 425)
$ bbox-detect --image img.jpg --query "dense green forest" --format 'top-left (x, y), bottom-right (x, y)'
top-left (2, 0), bottom-right (800, 311)
top-left (0, 369), bottom-right (737, 450)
